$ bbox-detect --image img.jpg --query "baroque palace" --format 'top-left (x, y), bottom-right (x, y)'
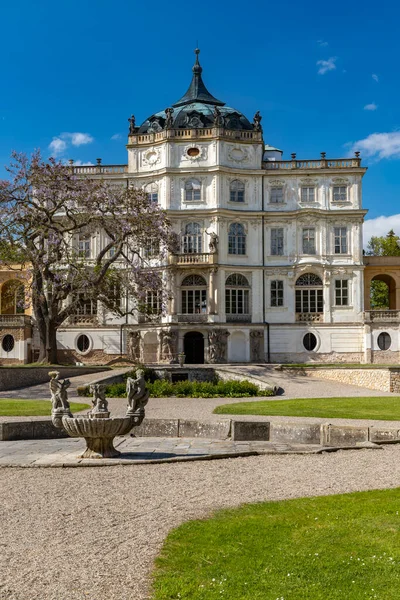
top-left (1, 50), bottom-right (399, 365)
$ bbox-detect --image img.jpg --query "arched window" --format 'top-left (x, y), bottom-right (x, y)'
top-left (182, 223), bottom-right (202, 254)
top-left (228, 223), bottom-right (246, 255)
top-left (185, 179), bottom-right (201, 202)
top-left (230, 180), bottom-right (245, 203)
top-left (295, 273), bottom-right (323, 315)
top-left (181, 275), bottom-right (207, 314)
top-left (377, 332), bottom-right (391, 351)
top-left (145, 182), bottom-right (158, 203)
top-left (226, 274), bottom-right (250, 319)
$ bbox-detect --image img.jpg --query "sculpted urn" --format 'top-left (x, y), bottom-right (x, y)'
top-left (50, 370), bottom-right (149, 458)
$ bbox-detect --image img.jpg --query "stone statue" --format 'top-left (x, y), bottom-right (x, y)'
top-left (213, 105), bottom-right (224, 127)
top-left (165, 107), bottom-right (174, 129)
top-left (253, 111), bottom-right (262, 132)
top-left (250, 330), bottom-right (264, 362)
top-left (128, 330), bottom-right (141, 362)
top-left (128, 114), bottom-right (136, 134)
top-left (89, 384), bottom-right (109, 417)
top-left (126, 369), bottom-right (149, 416)
top-left (49, 371), bottom-right (72, 414)
top-left (208, 330), bottom-right (229, 363)
top-left (208, 231), bottom-right (219, 254)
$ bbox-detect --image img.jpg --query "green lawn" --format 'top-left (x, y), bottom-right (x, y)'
top-left (0, 399), bottom-right (90, 416)
top-left (213, 396), bottom-right (400, 421)
top-left (152, 489), bottom-right (400, 600)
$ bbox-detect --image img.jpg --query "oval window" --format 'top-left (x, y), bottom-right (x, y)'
top-left (303, 332), bottom-right (317, 352)
top-left (187, 147), bottom-right (200, 157)
top-left (377, 332), bottom-right (391, 351)
top-left (2, 334), bottom-right (14, 353)
top-left (76, 334), bottom-right (90, 353)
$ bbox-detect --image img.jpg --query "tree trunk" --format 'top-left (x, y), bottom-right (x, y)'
top-left (45, 321), bottom-right (59, 364)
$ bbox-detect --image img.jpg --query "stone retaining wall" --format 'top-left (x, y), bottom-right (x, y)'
top-left (0, 366), bottom-right (110, 392)
top-left (282, 366), bottom-right (400, 393)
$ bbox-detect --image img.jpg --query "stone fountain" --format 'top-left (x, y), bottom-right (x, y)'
top-left (50, 370), bottom-right (149, 458)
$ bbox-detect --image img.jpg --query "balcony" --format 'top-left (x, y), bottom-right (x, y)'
top-left (364, 310), bottom-right (400, 322)
top-left (226, 314), bottom-right (252, 323)
top-left (129, 127), bottom-right (263, 146)
top-left (177, 314), bottom-right (208, 323)
top-left (72, 164), bottom-right (127, 176)
top-left (170, 252), bottom-right (214, 266)
top-left (0, 315), bottom-right (32, 327)
top-left (67, 314), bottom-right (98, 326)
top-left (296, 313), bottom-right (323, 323)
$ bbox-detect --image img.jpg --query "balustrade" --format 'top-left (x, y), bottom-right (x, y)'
top-left (177, 314), bottom-right (208, 323)
top-left (0, 315), bottom-right (32, 326)
top-left (264, 157), bottom-right (361, 170)
top-left (226, 314), bottom-right (252, 323)
top-left (364, 310), bottom-right (400, 322)
top-left (172, 252), bottom-right (212, 265)
top-left (296, 313), bottom-right (323, 323)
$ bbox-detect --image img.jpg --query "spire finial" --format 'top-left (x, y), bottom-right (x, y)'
top-left (193, 47), bottom-right (202, 74)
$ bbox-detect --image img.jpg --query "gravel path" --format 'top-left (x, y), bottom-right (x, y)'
top-left (1, 446), bottom-right (400, 600)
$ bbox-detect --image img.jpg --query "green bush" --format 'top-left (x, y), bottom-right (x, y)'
top-left (122, 365), bottom-right (159, 383)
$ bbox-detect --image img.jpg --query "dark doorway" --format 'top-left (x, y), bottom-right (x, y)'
top-left (184, 331), bottom-right (204, 364)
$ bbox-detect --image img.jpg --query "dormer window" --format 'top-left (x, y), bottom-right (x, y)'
top-left (333, 185), bottom-right (348, 202)
top-left (230, 180), bottom-right (245, 203)
top-left (185, 179), bottom-right (201, 202)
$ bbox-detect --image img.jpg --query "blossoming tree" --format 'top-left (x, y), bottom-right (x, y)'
top-left (0, 151), bottom-right (175, 363)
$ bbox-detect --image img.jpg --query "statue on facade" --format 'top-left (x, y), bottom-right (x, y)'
top-left (213, 105), bottom-right (224, 127)
top-left (250, 330), bottom-right (264, 362)
top-left (253, 111), bottom-right (262, 132)
top-left (49, 371), bottom-right (72, 414)
top-left (88, 384), bottom-right (109, 417)
top-left (128, 114), bottom-right (136, 134)
top-left (165, 107), bottom-right (174, 129)
top-left (128, 330), bottom-right (141, 362)
top-left (208, 330), bottom-right (229, 363)
top-left (158, 329), bottom-right (178, 362)
top-left (208, 231), bottom-right (219, 254)
top-left (126, 369), bottom-right (149, 416)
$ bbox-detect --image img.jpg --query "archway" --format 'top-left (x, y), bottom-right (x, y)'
top-left (370, 274), bottom-right (396, 309)
top-left (184, 331), bottom-right (204, 364)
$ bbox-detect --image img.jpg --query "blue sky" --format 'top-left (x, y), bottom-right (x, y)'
top-left (1, 0), bottom-right (399, 236)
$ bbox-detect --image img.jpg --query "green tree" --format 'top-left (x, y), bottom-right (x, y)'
top-left (366, 230), bottom-right (400, 309)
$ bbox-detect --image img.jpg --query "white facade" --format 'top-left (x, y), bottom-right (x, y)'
top-left (56, 52), bottom-right (368, 364)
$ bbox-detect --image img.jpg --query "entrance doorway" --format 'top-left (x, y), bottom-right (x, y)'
top-left (184, 331), bottom-right (204, 364)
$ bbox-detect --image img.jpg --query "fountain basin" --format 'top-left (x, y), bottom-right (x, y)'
top-left (60, 416), bottom-right (136, 458)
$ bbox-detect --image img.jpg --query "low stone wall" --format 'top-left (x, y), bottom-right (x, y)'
top-left (0, 366), bottom-right (110, 392)
top-left (281, 366), bottom-right (400, 393)
top-left (57, 349), bottom-right (122, 365)
top-left (270, 352), bottom-right (363, 364)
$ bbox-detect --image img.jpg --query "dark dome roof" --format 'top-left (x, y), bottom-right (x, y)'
top-left (138, 50), bottom-right (253, 133)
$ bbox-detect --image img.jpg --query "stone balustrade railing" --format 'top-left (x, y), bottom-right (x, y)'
top-left (226, 314), bottom-right (252, 322)
top-left (73, 165), bottom-right (127, 175)
top-left (177, 314), bottom-right (208, 323)
top-left (264, 158), bottom-right (361, 170)
top-left (171, 252), bottom-right (213, 265)
top-left (0, 315), bottom-right (32, 326)
top-left (129, 127), bottom-right (263, 145)
top-left (364, 310), bottom-right (400, 322)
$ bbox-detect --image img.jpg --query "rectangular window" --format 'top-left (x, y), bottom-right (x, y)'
top-left (271, 228), bottom-right (284, 256)
top-left (302, 228), bottom-right (316, 254)
top-left (334, 227), bottom-right (348, 254)
top-left (301, 187), bottom-right (315, 202)
top-left (145, 291), bottom-right (162, 314)
top-left (295, 289), bottom-right (323, 313)
top-left (143, 238), bottom-right (160, 258)
top-left (335, 280), bottom-right (349, 306)
top-left (181, 290), bottom-right (207, 314)
top-left (271, 280), bottom-right (284, 307)
top-left (333, 186), bottom-right (348, 202)
top-left (270, 187), bottom-right (284, 203)
top-left (78, 236), bottom-right (91, 259)
top-left (76, 294), bottom-right (97, 315)
top-left (225, 289), bottom-right (250, 314)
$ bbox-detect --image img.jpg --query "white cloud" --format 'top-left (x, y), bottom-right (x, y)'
top-left (349, 131), bottom-right (400, 161)
top-left (72, 160), bottom-right (94, 166)
top-left (317, 57), bottom-right (337, 75)
top-left (49, 138), bottom-right (67, 156)
top-left (48, 131), bottom-right (94, 157)
top-left (317, 40), bottom-right (329, 47)
top-left (111, 133), bottom-right (122, 141)
top-left (364, 102), bottom-right (378, 111)
top-left (364, 214), bottom-right (400, 246)
top-left (372, 73), bottom-right (379, 82)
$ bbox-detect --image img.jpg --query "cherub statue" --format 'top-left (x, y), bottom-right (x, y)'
top-left (49, 371), bottom-right (72, 414)
top-left (126, 369), bottom-right (149, 415)
top-left (89, 383), bottom-right (109, 416)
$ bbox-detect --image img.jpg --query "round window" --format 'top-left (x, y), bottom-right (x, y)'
top-left (76, 334), bottom-right (90, 353)
top-left (303, 332), bottom-right (317, 352)
top-left (187, 147), bottom-right (200, 157)
top-left (377, 332), bottom-right (391, 351)
top-left (2, 334), bottom-right (15, 353)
